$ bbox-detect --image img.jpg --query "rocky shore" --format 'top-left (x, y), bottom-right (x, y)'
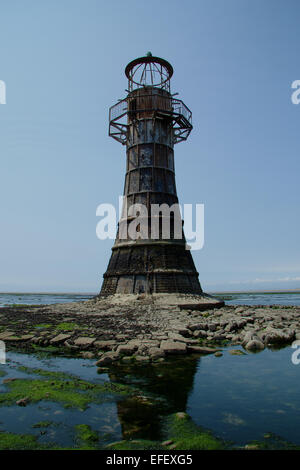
top-left (0, 294), bottom-right (299, 366)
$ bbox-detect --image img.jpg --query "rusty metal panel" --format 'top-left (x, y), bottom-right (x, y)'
top-left (167, 149), bottom-right (174, 171)
top-left (134, 275), bottom-right (147, 294)
top-left (166, 171), bottom-right (175, 194)
top-left (129, 170), bottom-right (139, 193)
top-left (140, 168), bottom-right (152, 191)
top-left (128, 148), bottom-right (138, 170)
top-left (116, 275), bottom-right (134, 294)
top-left (139, 145), bottom-right (153, 166)
top-left (154, 168), bottom-right (165, 192)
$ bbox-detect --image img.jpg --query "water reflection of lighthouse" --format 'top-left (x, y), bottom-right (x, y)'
top-left (108, 356), bottom-right (199, 440)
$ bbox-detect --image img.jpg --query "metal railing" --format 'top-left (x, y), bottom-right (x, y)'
top-left (109, 93), bottom-right (193, 144)
top-left (110, 99), bottom-right (128, 122)
top-left (110, 94), bottom-right (192, 125)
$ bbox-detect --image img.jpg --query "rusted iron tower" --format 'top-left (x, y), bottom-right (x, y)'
top-left (100, 54), bottom-right (203, 296)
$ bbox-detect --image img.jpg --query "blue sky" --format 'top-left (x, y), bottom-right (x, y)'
top-left (0, 0), bottom-right (300, 293)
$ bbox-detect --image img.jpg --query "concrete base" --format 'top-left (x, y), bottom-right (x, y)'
top-left (95, 292), bottom-right (224, 310)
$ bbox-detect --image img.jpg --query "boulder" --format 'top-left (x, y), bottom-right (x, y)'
top-left (50, 334), bottom-right (71, 345)
top-left (94, 340), bottom-right (116, 350)
top-left (80, 351), bottom-right (95, 359)
top-left (148, 347), bottom-right (165, 360)
top-left (117, 344), bottom-right (138, 355)
top-left (229, 349), bottom-right (246, 356)
top-left (189, 323), bottom-right (207, 331)
top-left (160, 340), bottom-right (187, 355)
top-left (187, 346), bottom-right (220, 354)
top-left (175, 328), bottom-right (191, 338)
top-left (245, 339), bottom-right (265, 351)
top-left (74, 337), bottom-right (96, 347)
top-left (95, 352), bottom-right (119, 366)
top-left (135, 355), bottom-right (150, 362)
top-left (263, 328), bottom-right (295, 345)
top-left (193, 330), bottom-right (207, 339)
top-left (168, 332), bottom-right (189, 343)
top-left (16, 397), bottom-right (30, 407)
top-left (241, 331), bottom-right (260, 347)
top-left (235, 307), bottom-right (244, 314)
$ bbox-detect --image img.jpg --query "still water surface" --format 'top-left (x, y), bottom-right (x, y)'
top-left (0, 346), bottom-right (299, 448)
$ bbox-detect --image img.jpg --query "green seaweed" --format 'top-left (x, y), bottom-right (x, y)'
top-left (17, 365), bottom-right (71, 379)
top-left (32, 421), bottom-right (53, 429)
top-left (106, 412), bottom-right (226, 450)
top-left (55, 322), bottom-right (81, 331)
top-left (165, 412), bottom-right (225, 450)
top-left (34, 324), bottom-right (52, 329)
top-left (74, 424), bottom-right (99, 449)
top-left (0, 432), bottom-right (48, 450)
top-left (0, 367), bottom-right (133, 410)
top-left (246, 433), bottom-right (300, 450)
top-left (107, 439), bottom-right (164, 450)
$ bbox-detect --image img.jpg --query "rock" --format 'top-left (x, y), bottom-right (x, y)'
top-left (97, 367), bottom-right (109, 374)
top-left (73, 337), bottom-right (96, 347)
top-left (160, 340), bottom-right (187, 355)
top-left (225, 322), bottom-right (238, 332)
top-left (135, 355), bottom-right (150, 362)
top-left (213, 335), bottom-right (226, 341)
top-left (241, 331), bottom-right (259, 347)
top-left (95, 352), bottom-right (119, 366)
top-left (189, 323), bottom-right (207, 331)
top-left (148, 347), bottom-right (165, 360)
top-left (187, 346), bottom-right (220, 354)
top-left (64, 340), bottom-right (78, 350)
top-left (193, 330), bottom-right (207, 339)
top-left (229, 349), bottom-right (246, 356)
top-left (16, 397), bottom-right (30, 406)
top-left (3, 378), bottom-right (17, 384)
top-left (121, 356), bottom-right (133, 363)
top-left (94, 340), bottom-right (116, 350)
top-left (80, 351), bottom-right (95, 359)
top-left (20, 334), bottom-right (35, 341)
top-left (162, 440), bottom-right (174, 446)
top-left (235, 307), bottom-right (244, 314)
top-left (168, 332), bottom-right (188, 342)
top-left (169, 444), bottom-right (177, 450)
top-left (208, 323), bottom-right (217, 332)
top-left (245, 444), bottom-right (260, 450)
top-left (117, 344), bottom-right (138, 355)
top-left (231, 334), bottom-right (241, 342)
top-left (116, 334), bottom-right (127, 340)
top-left (127, 339), bottom-right (143, 348)
top-left (263, 328), bottom-right (295, 345)
top-left (245, 339), bottom-right (265, 351)
top-left (50, 334), bottom-right (71, 345)
top-left (214, 352), bottom-right (223, 357)
top-left (175, 328), bottom-right (191, 337)
top-left (175, 412), bottom-right (187, 419)
top-left (0, 331), bottom-right (15, 340)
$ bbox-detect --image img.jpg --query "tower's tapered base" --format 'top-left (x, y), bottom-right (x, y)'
top-left (100, 243), bottom-right (202, 296)
top-left (99, 243), bottom-right (224, 309)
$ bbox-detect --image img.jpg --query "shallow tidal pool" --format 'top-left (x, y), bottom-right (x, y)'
top-left (0, 344), bottom-right (299, 449)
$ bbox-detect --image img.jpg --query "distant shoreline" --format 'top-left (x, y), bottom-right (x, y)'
top-left (211, 290), bottom-right (300, 294)
top-left (0, 290), bottom-right (300, 295)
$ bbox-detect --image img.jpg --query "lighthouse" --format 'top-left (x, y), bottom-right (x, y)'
top-left (99, 54), bottom-right (220, 305)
